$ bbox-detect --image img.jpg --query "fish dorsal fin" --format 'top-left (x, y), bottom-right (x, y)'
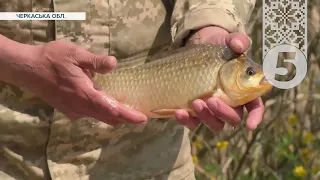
top-left (112, 44), bottom-right (242, 72)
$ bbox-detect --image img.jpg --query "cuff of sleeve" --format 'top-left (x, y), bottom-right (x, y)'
top-left (171, 8), bottom-right (246, 47)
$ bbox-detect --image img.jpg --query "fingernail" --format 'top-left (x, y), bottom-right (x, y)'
top-left (139, 119), bottom-right (147, 123)
top-left (108, 56), bottom-right (117, 67)
top-left (131, 118), bottom-right (147, 124)
top-left (212, 101), bottom-right (218, 110)
top-left (251, 125), bottom-right (257, 130)
top-left (208, 98), bottom-right (218, 110)
top-left (136, 112), bottom-right (148, 122)
top-left (138, 121), bottom-right (148, 127)
top-left (232, 39), bottom-right (244, 52)
top-left (193, 100), bottom-right (203, 112)
top-left (139, 115), bottom-right (148, 122)
top-left (175, 112), bottom-right (183, 120)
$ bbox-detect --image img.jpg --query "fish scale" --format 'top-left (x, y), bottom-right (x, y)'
top-left (93, 44), bottom-right (270, 118)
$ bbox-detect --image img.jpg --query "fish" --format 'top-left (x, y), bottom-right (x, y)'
top-left (93, 44), bottom-right (273, 118)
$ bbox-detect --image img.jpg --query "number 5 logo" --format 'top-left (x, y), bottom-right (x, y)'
top-left (263, 44), bottom-right (307, 89)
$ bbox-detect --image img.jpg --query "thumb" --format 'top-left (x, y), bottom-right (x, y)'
top-left (76, 50), bottom-right (117, 74)
top-left (225, 33), bottom-right (251, 54)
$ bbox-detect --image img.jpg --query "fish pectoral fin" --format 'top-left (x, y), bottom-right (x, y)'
top-left (151, 109), bottom-right (177, 118)
top-left (151, 108), bottom-right (196, 118)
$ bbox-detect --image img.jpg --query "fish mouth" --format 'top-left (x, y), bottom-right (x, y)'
top-left (259, 76), bottom-right (270, 86)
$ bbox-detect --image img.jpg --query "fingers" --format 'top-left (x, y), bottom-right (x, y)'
top-left (117, 105), bottom-right (148, 124)
top-left (69, 48), bottom-right (147, 125)
top-left (225, 33), bottom-right (251, 54)
top-left (244, 98), bottom-right (264, 130)
top-left (37, 41), bottom-right (147, 126)
top-left (206, 97), bottom-right (243, 128)
top-left (76, 50), bottom-right (117, 74)
top-left (186, 97), bottom-right (263, 131)
top-left (185, 26), bottom-right (228, 45)
top-left (60, 77), bottom-right (148, 126)
top-left (175, 109), bottom-right (201, 131)
top-left (192, 99), bottom-right (225, 131)
top-left (84, 89), bottom-right (148, 125)
top-left (185, 26), bottom-right (251, 54)
top-left (177, 98), bottom-right (245, 132)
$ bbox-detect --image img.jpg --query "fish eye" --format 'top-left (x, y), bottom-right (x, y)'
top-left (246, 67), bottom-right (256, 76)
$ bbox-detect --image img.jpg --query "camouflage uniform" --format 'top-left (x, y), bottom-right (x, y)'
top-left (0, 0), bottom-right (255, 179)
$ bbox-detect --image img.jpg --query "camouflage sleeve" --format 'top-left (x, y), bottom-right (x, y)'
top-left (170, 0), bottom-right (256, 46)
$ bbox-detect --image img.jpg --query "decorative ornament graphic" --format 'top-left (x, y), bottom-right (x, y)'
top-left (262, 0), bottom-right (308, 89)
top-left (263, 0), bottom-right (307, 56)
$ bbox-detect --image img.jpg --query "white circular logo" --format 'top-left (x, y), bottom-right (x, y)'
top-left (263, 44), bottom-right (307, 89)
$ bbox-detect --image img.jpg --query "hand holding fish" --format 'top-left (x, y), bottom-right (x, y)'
top-left (95, 27), bottom-right (272, 130)
top-left (0, 28), bottom-right (271, 129)
top-left (176, 26), bottom-right (266, 131)
top-left (0, 37), bottom-right (148, 126)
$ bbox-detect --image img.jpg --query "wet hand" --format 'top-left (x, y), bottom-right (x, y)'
top-left (4, 40), bottom-right (147, 126)
top-left (175, 26), bottom-right (264, 131)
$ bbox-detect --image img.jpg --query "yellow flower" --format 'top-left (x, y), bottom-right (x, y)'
top-left (216, 141), bottom-right (229, 149)
top-left (288, 114), bottom-right (298, 126)
top-left (210, 177), bottom-right (216, 180)
top-left (195, 139), bottom-right (203, 149)
top-left (192, 155), bottom-right (198, 164)
top-left (293, 166), bottom-right (306, 177)
top-left (303, 132), bottom-right (314, 144)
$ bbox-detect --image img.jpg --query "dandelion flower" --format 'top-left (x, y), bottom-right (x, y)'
top-left (192, 155), bottom-right (198, 164)
top-left (293, 166), bottom-right (306, 177)
top-left (216, 141), bottom-right (229, 149)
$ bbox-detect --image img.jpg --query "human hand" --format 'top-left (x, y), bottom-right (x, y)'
top-left (175, 26), bottom-right (265, 131)
top-left (1, 40), bottom-right (147, 126)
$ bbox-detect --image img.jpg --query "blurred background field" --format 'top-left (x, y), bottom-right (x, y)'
top-left (190, 1), bottom-right (320, 180)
